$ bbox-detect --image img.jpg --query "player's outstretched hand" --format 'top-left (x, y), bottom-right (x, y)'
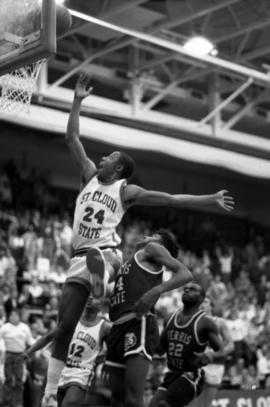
top-left (134, 287), bottom-right (160, 318)
top-left (75, 73), bottom-right (93, 100)
top-left (215, 190), bottom-right (234, 212)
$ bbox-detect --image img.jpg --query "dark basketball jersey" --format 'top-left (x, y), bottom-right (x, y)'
top-left (164, 310), bottom-right (207, 372)
top-left (109, 250), bottom-right (163, 322)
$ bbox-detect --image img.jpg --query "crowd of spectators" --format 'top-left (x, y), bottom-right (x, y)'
top-left (1, 160), bottom-right (270, 406)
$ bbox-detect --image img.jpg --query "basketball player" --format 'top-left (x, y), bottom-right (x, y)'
top-left (189, 296), bottom-right (234, 407)
top-left (149, 282), bottom-right (224, 407)
top-left (27, 297), bottom-right (110, 407)
top-left (105, 229), bottom-right (192, 407)
top-left (42, 73), bottom-right (234, 407)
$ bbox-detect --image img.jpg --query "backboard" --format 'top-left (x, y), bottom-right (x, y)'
top-left (0, 0), bottom-right (56, 76)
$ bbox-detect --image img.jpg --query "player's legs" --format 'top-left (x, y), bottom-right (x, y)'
top-left (107, 366), bottom-right (125, 407)
top-left (60, 385), bottom-right (86, 407)
top-left (125, 354), bottom-right (151, 407)
top-left (165, 376), bottom-right (196, 407)
top-left (43, 282), bottom-right (89, 405)
top-left (53, 282), bottom-right (89, 360)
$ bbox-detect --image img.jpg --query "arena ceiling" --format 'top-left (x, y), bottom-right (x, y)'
top-left (48, 0), bottom-right (270, 137)
top-left (3, 0), bottom-right (270, 179)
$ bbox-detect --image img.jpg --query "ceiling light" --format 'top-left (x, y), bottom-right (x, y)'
top-left (184, 36), bottom-right (218, 56)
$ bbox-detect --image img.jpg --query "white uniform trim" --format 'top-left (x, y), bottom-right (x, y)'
top-left (124, 316), bottom-right (152, 361)
top-left (134, 250), bottom-right (163, 275)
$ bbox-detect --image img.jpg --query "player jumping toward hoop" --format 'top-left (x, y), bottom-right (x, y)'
top-left (42, 73), bottom-right (234, 407)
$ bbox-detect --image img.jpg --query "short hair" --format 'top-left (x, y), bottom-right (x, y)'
top-left (118, 151), bottom-right (135, 179)
top-left (192, 281), bottom-right (206, 300)
top-left (156, 228), bottom-right (179, 258)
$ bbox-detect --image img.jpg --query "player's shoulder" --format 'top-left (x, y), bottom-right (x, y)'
top-left (121, 183), bottom-right (144, 205)
top-left (199, 312), bottom-right (217, 328)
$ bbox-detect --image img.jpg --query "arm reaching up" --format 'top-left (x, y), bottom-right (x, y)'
top-left (66, 73), bottom-right (97, 185)
top-left (134, 243), bottom-right (192, 317)
top-left (123, 185), bottom-right (235, 213)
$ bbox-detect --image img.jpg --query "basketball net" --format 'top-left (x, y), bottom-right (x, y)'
top-left (0, 59), bottom-right (45, 114)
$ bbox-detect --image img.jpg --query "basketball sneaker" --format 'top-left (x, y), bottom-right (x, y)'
top-left (86, 247), bottom-right (106, 299)
top-left (41, 394), bottom-right (57, 407)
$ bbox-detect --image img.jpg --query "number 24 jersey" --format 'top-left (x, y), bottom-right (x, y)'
top-left (72, 176), bottom-right (126, 250)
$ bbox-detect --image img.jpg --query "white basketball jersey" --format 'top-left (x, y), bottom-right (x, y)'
top-left (59, 319), bottom-right (104, 388)
top-left (72, 176), bottom-right (126, 250)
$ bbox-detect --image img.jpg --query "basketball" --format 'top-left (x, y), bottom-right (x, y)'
top-left (56, 5), bottom-right (72, 37)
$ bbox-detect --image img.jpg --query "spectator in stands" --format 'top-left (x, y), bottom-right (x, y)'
top-left (28, 276), bottom-right (44, 307)
top-left (227, 358), bottom-right (245, 389)
top-left (256, 275), bottom-right (270, 307)
top-left (257, 345), bottom-right (270, 386)
top-left (226, 307), bottom-right (251, 365)
top-left (0, 171), bottom-right (12, 207)
top-left (18, 284), bottom-right (32, 308)
top-left (59, 219), bottom-right (72, 257)
top-left (0, 309), bottom-right (34, 407)
top-left (0, 306), bottom-right (6, 328)
top-left (216, 244), bottom-right (234, 283)
top-left (23, 224), bottom-right (40, 270)
top-left (234, 270), bottom-right (253, 295)
top-left (207, 273), bottom-right (228, 312)
top-left (238, 295), bottom-right (257, 322)
top-left (241, 365), bottom-right (260, 390)
top-left (0, 244), bottom-right (16, 280)
top-left (4, 288), bottom-right (20, 317)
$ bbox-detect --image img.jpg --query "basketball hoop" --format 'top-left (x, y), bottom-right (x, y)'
top-left (0, 0), bottom-right (72, 114)
top-left (0, 59), bottom-right (45, 114)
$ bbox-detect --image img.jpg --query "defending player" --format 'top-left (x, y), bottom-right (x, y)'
top-left (42, 73), bottom-right (234, 406)
top-left (149, 282), bottom-right (224, 407)
top-left (27, 297), bottom-right (110, 407)
top-left (190, 296), bottom-right (234, 407)
top-left (105, 229), bottom-right (192, 407)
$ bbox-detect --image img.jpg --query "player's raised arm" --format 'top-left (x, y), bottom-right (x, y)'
top-left (66, 73), bottom-right (97, 183)
top-left (123, 185), bottom-right (234, 212)
top-left (134, 242), bottom-right (192, 316)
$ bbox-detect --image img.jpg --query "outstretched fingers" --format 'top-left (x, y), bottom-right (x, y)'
top-left (78, 72), bottom-right (93, 92)
top-left (224, 197), bottom-right (234, 209)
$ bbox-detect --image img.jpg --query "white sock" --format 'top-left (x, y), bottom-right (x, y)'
top-left (44, 357), bottom-right (65, 396)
